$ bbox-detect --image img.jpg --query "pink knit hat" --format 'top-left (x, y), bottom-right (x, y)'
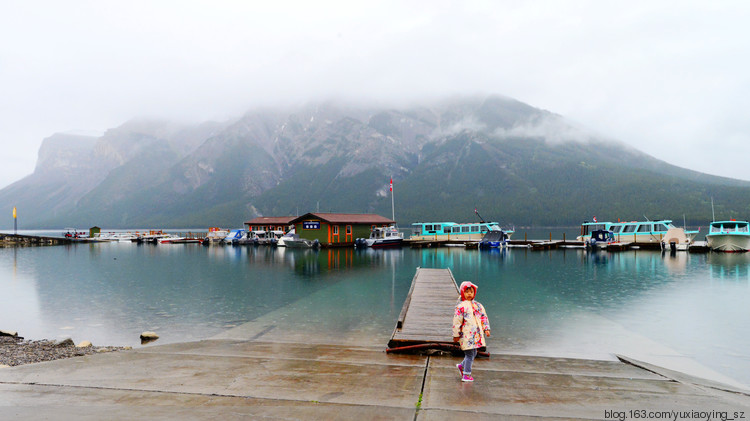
top-left (459, 281), bottom-right (478, 300)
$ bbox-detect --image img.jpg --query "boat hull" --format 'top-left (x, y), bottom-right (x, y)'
top-left (366, 238), bottom-right (404, 248)
top-left (706, 234), bottom-right (750, 252)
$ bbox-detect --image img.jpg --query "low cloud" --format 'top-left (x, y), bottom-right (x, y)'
top-left (493, 115), bottom-right (597, 144)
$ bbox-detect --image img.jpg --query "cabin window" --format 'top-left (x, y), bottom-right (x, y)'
top-left (481, 225), bottom-right (488, 233)
top-left (637, 224), bottom-right (651, 233)
top-left (654, 223), bottom-right (669, 232)
top-left (346, 225), bottom-right (352, 235)
top-left (622, 224), bottom-right (637, 233)
top-left (333, 225), bottom-right (339, 235)
top-left (425, 224), bottom-right (434, 232)
top-left (452, 226), bottom-right (460, 233)
top-left (740, 224), bottom-right (749, 232)
top-left (461, 226), bottom-right (470, 233)
top-left (471, 225), bottom-right (479, 232)
top-left (611, 225), bottom-right (622, 233)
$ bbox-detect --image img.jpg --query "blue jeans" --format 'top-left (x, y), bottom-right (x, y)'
top-left (461, 348), bottom-right (478, 375)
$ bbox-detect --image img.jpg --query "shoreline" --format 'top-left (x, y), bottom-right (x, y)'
top-left (0, 335), bottom-right (129, 367)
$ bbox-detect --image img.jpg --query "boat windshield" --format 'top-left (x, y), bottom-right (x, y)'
top-left (710, 222), bottom-right (749, 233)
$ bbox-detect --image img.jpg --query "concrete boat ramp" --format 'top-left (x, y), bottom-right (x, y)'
top-left (2, 269), bottom-right (749, 419)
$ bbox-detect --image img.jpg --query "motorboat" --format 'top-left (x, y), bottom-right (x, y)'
top-left (93, 232), bottom-right (140, 242)
top-left (660, 227), bottom-right (691, 252)
top-left (234, 231), bottom-right (259, 245)
top-left (134, 230), bottom-right (170, 244)
top-left (251, 229), bottom-right (284, 246)
top-left (282, 233), bottom-right (320, 248)
top-left (585, 229), bottom-right (615, 250)
top-left (478, 226), bottom-right (509, 249)
top-left (706, 220), bottom-right (750, 252)
top-left (203, 227), bottom-right (230, 244)
top-left (157, 235), bottom-right (185, 244)
top-left (355, 224), bottom-right (404, 248)
top-left (277, 228), bottom-right (296, 247)
top-left (222, 229), bottom-right (246, 244)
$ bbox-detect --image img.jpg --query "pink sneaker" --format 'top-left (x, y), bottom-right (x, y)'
top-left (456, 363), bottom-right (464, 377)
top-left (461, 374), bottom-right (474, 382)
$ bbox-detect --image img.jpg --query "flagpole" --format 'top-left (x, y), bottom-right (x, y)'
top-left (390, 176), bottom-right (395, 223)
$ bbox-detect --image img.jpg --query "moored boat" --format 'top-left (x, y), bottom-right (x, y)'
top-left (478, 226), bottom-right (510, 249)
top-left (706, 220), bottom-right (750, 252)
top-left (283, 234), bottom-right (320, 248)
top-left (203, 227), bottom-right (230, 244)
top-left (355, 224), bottom-right (404, 248)
top-left (222, 229), bottom-right (246, 244)
top-left (410, 221), bottom-right (514, 242)
top-left (585, 229), bottom-right (615, 250)
top-left (578, 219), bottom-right (699, 244)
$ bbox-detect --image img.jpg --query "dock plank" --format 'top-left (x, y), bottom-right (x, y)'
top-left (388, 268), bottom-right (463, 351)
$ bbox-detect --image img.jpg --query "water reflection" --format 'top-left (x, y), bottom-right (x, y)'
top-left (1, 243), bottom-right (749, 387)
top-left (707, 252), bottom-right (750, 282)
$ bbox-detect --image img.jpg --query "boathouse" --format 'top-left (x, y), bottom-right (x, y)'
top-left (244, 216), bottom-right (296, 233)
top-left (289, 213), bottom-right (394, 247)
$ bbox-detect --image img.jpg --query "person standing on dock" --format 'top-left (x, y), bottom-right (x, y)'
top-left (452, 281), bottom-right (491, 382)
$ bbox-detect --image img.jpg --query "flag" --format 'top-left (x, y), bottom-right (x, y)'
top-left (12, 207), bottom-right (16, 219)
top-left (389, 177), bottom-right (393, 192)
top-left (593, 216), bottom-right (597, 222)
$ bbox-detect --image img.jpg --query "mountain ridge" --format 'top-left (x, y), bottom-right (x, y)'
top-left (2, 95), bottom-right (748, 229)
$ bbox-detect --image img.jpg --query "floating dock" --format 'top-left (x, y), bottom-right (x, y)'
top-left (387, 267), bottom-right (484, 354)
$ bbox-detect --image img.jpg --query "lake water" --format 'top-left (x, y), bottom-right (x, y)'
top-left (1, 232), bottom-right (749, 388)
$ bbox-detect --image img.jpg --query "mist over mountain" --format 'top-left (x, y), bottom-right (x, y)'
top-left (2, 95), bottom-right (748, 230)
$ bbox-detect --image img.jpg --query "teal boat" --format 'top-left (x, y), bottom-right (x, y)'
top-left (577, 219), bottom-right (698, 244)
top-left (410, 222), bottom-right (513, 241)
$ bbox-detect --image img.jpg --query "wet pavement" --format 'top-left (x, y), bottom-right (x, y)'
top-left (1, 336), bottom-right (749, 420)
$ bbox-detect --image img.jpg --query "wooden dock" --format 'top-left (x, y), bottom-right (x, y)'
top-left (0, 233), bottom-right (72, 246)
top-left (387, 267), bottom-right (468, 353)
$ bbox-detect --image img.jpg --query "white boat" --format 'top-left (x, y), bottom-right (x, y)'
top-left (251, 229), bottom-right (284, 245)
top-left (222, 229), bottom-right (246, 244)
top-left (706, 220), bottom-right (750, 252)
top-left (282, 233), bottom-right (319, 248)
top-left (95, 232), bottom-right (140, 242)
top-left (660, 227), bottom-right (691, 252)
top-left (157, 235), bottom-right (185, 244)
top-left (277, 228), bottom-right (296, 247)
top-left (355, 224), bottom-right (404, 248)
top-left (134, 230), bottom-right (171, 244)
top-left (578, 219), bottom-right (699, 243)
top-left (204, 227), bottom-right (230, 244)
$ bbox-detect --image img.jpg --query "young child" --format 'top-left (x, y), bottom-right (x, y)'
top-left (452, 281), bottom-right (491, 382)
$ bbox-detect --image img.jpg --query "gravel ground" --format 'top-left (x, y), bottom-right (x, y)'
top-left (0, 336), bottom-right (129, 367)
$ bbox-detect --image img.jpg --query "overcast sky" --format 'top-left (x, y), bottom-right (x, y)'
top-left (1, 1), bottom-right (749, 189)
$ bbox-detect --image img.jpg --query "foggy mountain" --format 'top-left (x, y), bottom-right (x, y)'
top-left (2, 95), bottom-right (749, 229)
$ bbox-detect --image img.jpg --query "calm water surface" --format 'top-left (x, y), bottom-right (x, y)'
top-left (1, 235), bottom-right (748, 387)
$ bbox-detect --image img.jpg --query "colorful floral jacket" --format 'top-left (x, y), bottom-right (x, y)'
top-left (452, 300), bottom-right (490, 351)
